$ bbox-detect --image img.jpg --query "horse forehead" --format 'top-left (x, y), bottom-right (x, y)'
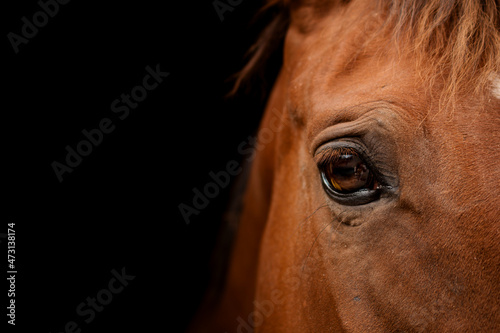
top-left (285, 41), bottom-right (420, 124)
top-left (285, 14), bottom-right (412, 116)
top-left (283, 6), bottom-right (500, 127)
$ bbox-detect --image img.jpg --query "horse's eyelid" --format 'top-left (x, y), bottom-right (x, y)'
top-left (314, 147), bottom-right (359, 167)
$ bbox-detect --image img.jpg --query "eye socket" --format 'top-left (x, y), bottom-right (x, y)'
top-left (316, 145), bottom-right (381, 205)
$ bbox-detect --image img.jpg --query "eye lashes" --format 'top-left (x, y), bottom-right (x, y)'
top-left (314, 146), bottom-right (358, 168)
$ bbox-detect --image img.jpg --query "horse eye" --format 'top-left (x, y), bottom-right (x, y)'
top-left (316, 147), bottom-right (382, 205)
top-left (322, 153), bottom-right (376, 193)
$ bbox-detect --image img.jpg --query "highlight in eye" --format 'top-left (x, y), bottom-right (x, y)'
top-left (316, 147), bottom-right (378, 194)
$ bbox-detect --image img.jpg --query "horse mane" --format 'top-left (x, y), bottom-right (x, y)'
top-left (233, 0), bottom-right (500, 105)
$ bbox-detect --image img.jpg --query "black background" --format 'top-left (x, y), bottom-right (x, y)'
top-left (4, 1), bottom-right (279, 332)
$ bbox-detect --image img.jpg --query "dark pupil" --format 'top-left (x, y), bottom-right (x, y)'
top-left (326, 154), bottom-right (372, 192)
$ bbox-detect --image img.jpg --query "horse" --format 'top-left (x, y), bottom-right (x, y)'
top-left (189, 0), bottom-right (500, 331)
